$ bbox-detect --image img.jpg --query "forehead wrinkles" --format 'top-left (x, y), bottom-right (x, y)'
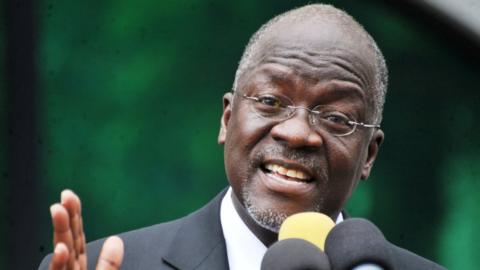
top-left (257, 45), bottom-right (372, 91)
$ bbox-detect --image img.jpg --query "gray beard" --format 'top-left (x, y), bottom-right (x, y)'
top-left (241, 184), bottom-right (324, 233)
top-left (242, 187), bottom-right (287, 233)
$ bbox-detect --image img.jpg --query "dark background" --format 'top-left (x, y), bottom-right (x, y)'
top-left (1, 0), bottom-right (479, 269)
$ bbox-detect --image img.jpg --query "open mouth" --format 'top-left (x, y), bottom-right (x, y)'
top-left (261, 162), bottom-right (314, 183)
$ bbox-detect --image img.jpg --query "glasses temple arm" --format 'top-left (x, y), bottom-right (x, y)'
top-left (348, 121), bottom-right (381, 129)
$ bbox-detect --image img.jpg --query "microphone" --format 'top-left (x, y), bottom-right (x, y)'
top-left (278, 212), bottom-right (335, 251)
top-left (261, 238), bottom-right (331, 270)
top-left (324, 218), bottom-right (393, 270)
top-left (262, 214), bottom-right (445, 270)
top-left (261, 212), bottom-right (335, 270)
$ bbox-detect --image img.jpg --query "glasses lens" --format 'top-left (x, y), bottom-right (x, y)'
top-left (249, 94), bottom-right (293, 120)
top-left (244, 94), bottom-right (357, 137)
top-left (311, 105), bottom-right (355, 136)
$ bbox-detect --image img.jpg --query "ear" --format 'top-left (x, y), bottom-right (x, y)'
top-left (361, 129), bottom-right (384, 180)
top-left (218, 92), bottom-right (234, 145)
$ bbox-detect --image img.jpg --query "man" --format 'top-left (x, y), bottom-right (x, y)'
top-left (39, 4), bottom-right (444, 269)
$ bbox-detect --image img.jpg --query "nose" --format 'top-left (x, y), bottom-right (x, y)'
top-left (270, 110), bottom-right (323, 148)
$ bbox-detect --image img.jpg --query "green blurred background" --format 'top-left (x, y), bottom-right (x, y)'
top-left (2, 0), bottom-right (479, 269)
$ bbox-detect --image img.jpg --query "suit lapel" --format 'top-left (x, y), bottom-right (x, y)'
top-left (163, 190), bottom-right (229, 270)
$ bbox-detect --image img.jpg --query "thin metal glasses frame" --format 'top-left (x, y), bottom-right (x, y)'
top-left (239, 93), bottom-right (380, 137)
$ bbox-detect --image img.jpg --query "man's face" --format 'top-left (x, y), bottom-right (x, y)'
top-left (218, 20), bottom-right (384, 232)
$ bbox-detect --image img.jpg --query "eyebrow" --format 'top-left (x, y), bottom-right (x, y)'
top-left (254, 66), bottom-right (366, 102)
top-left (257, 65), bottom-right (297, 90)
top-left (317, 80), bottom-right (366, 103)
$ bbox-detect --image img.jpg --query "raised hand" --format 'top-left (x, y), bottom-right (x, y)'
top-left (49, 190), bottom-right (124, 270)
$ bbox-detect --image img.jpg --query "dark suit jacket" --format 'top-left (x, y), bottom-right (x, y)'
top-left (39, 190), bottom-right (445, 269)
top-left (39, 191), bottom-right (228, 269)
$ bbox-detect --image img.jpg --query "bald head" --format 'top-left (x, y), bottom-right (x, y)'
top-left (234, 4), bottom-right (388, 122)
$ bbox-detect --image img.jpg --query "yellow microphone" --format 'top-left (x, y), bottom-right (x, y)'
top-left (278, 212), bottom-right (335, 251)
top-left (261, 212), bottom-right (335, 269)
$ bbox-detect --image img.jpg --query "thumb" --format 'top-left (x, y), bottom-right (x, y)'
top-left (95, 236), bottom-right (124, 270)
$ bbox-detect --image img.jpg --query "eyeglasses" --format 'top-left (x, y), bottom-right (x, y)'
top-left (238, 92), bottom-right (380, 137)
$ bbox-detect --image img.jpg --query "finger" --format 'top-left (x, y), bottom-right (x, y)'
top-left (51, 204), bottom-right (73, 246)
top-left (78, 252), bottom-right (87, 270)
top-left (49, 243), bottom-right (68, 270)
top-left (77, 216), bottom-right (87, 269)
top-left (96, 236), bottom-right (124, 270)
top-left (61, 189), bottom-right (86, 265)
top-left (50, 203), bottom-right (75, 269)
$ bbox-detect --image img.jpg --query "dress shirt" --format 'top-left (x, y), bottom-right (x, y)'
top-left (220, 187), bottom-right (343, 270)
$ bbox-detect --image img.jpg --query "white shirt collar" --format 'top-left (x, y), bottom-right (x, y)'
top-left (220, 187), bottom-right (344, 270)
top-left (220, 188), bottom-right (267, 270)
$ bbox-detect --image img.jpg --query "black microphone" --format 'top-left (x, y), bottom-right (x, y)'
top-left (325, 218), bottom-right (393, 270)
top-left (261, 238), bottom-right (331, 270)
top-left (325, 218), bottom-right (447, 270)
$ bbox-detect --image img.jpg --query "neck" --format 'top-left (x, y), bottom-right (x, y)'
top-left (230, 192), bottom-right (278, 247)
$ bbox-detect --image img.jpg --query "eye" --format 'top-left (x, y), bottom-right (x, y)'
top-left (250, 94), bottom-right (290, 117)
top-left (314, 110), bottom-right (354, 135)
top-left (256, 95), bottom-right (282, 108)
top-left (322, 112), bottom-right (351, 126)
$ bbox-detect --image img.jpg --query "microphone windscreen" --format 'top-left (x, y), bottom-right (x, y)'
top-left (325, 218), bottom-right (393, 270)
top-left (278, 212), bottom-right (335, 251)
top-left (261, 238), bottom-right (331, 270)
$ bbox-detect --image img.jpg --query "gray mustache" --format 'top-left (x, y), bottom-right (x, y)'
top-left (252, 145), bottom-right (323, 174)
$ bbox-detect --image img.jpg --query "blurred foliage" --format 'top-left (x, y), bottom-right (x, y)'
top-left (1, 0), bottom-right (478, 269)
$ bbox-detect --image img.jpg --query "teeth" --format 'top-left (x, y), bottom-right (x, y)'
top-left (265, 163), bottom-right (309, 180)
top-left (286, 170), bottom-right (297, 178)
top-left (296, 171), bottom-right (307, 179)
